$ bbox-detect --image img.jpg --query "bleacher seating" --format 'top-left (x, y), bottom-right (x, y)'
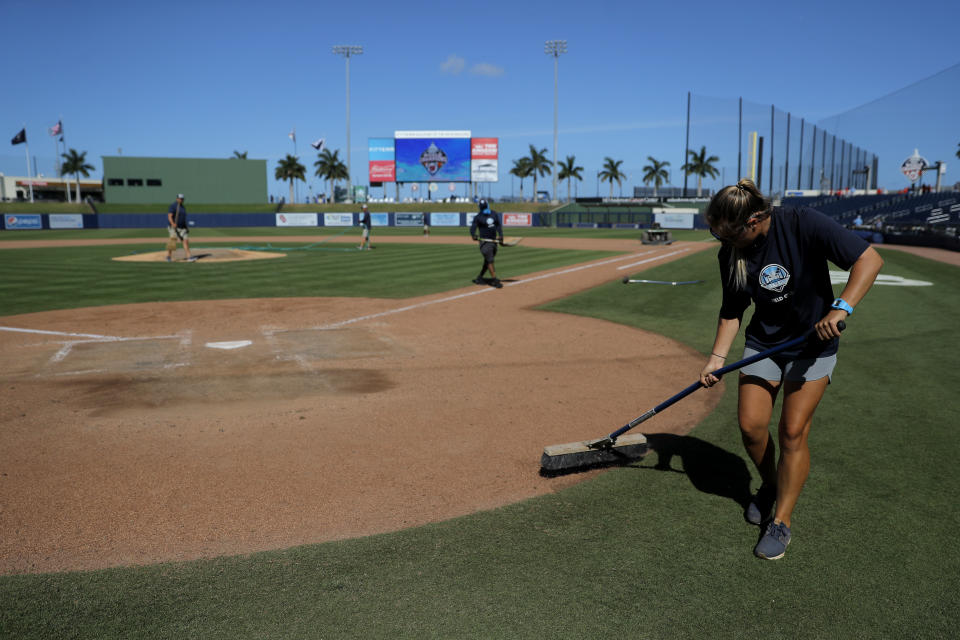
top-left (782, 192), bottom-right (959, 226)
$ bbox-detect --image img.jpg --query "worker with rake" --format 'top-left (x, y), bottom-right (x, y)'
top-left (470, 199), bottom-right (504, 288)
top-left (700, 179), bottom-right (883, 560)
top-left (165, 193), bottom-right (194, 262)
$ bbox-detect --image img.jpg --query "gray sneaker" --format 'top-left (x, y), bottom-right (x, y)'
top-left (754, 520), bottom-right (791, 560)
top-left (745, 484), bottom-right (776, 525)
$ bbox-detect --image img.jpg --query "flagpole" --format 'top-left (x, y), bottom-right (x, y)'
top-left (59, 118), bottom-right (69, 202)
top-left (60, 123), bottom-right (71, 203)
top-left (291, 127), bottom-right (298, 204)
top-left (24, 131), bottom-right (34, 203)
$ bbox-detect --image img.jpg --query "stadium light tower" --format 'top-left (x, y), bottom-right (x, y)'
top-left (333, 44), bottom-right (363, 203)
top-left (545, 40), bottom-right (567, 205)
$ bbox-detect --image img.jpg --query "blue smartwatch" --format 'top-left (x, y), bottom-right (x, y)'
top-left (831, 298), bottom-right (854, 315)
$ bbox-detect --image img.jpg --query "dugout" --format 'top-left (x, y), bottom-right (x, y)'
top-left (102, 156), bottom-right (268, 204)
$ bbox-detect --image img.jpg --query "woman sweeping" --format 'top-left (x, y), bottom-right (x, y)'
top-left (700, 179), bottom-right (883, 560)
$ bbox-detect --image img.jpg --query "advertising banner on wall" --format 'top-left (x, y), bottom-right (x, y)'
top-left (276, 213), bottom-right (318, 227)
top-left (48, 214), bottom-right (84, 229)
top-left (395, 213), bottom-right (425, 227)
top-left (502, 213), bottom-right (531, 227)
top-left (471, 137), bottom-right (499, 183)
top-left (368, 137), bottom-right (396, 183)
top-left (323, 213), bottom-right (354, 226)
top-left (428, 212), bottom-right (461, 226)
top-left (3, 214), bottom-right (42, 229)
top-left (395, 130), bottom-right (471, 183)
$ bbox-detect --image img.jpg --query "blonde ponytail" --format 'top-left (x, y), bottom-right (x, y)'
top-left (705, 179), bottom-right (770, 290)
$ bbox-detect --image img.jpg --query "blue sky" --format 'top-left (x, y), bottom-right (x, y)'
top-left (3, 0), bottom-right (958, 201)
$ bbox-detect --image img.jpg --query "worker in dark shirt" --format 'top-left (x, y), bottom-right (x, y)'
top-left (699, 179), bottom-right (883, 560)
top-left (469, 199), bottom-right (504, 288)
top-left (165, 193), bottom-right (195, 262)
top-left (358, 205), bottom-right (372, 250)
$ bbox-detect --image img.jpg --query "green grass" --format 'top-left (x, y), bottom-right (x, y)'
top-left (1, 245), bottom-right (957, 638)
top-left (0, 242), bottom-right (616, 315)
top-left (0, 226), bottom-right (713, 242)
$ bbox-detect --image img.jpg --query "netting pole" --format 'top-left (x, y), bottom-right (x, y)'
top-left (768, 105), bottom-right (775, 195)
top-left (810, 125), bottom-right (817, 190)
top-left (821, 129), bottom-right (827, 191)
top-left (784, 113), bottom-right (791, 194)
top-left (683, 91), bottom-right (691, 197)
top-left (737, 97), bottom-right (743, 181)
top-left (797, 118), bottom-right (804, 190)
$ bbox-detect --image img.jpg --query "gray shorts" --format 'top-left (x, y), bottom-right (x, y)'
top-left (480, 241), bottom-right (497, 262)
top-left (740, 347), bottom-right (837, 383)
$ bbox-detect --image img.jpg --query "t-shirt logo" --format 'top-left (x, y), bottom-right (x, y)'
top-left (486, 217), bottom-right (493, 225)
top-left (759, 264), bottom-right (790, 293)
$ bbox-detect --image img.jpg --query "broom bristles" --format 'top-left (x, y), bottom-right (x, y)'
top-left (540, 433), bottom-right (648, 473)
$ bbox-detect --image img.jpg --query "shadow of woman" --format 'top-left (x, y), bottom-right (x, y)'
top-left (643, 433), bottom-right (753, 510)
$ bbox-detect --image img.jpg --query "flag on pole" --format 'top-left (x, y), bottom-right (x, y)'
top-left (288, 128), bottom-right (296, 142)
top-left (49, 120), bottom-right (62, 136)
top-left (310, 138), bottom-right (325, 151)
top-left (11, 128), bottom-right (26, 145)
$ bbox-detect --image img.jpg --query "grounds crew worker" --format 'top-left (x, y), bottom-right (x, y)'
top-left (358, 204), bottom-right (372, 250)
top-left (469, 199), bottom-right (504, 288)
top-left (166, 193), bottom-right (195, 262)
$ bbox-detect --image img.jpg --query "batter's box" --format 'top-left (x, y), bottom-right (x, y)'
top-left (267, 327), bottom-right (405, 362)
top-left (48, 338), bottom-right (186, 375)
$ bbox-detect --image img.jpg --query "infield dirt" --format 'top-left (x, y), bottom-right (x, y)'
top-left (2, 237), bottom-right (718, 574)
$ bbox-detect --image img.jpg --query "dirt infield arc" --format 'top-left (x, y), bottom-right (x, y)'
top-left (1, 238), bottom-right (725, 574)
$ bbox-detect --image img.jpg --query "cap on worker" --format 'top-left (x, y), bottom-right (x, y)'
top-left (177, 193), bottom-right (184, 199)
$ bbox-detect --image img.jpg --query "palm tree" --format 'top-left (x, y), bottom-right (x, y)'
top-left (327, 156), bottom-right (349, 201)
top-left (598, 157), bottom-right (626, 199)
top-left (509, 157), bottom-right (533, 201)
top-left (60, 149), bottom-right (94, 203)
top-left (314, 149), bottom-right (347, 202)
top-left (557, 155), bottom-right (583, 202)
top-left (681, 146), bottom-right (720, 197)
top-left (526, 145), bottom-right (552, 202)
top-left (642, 157), bottom-right (671, 198)
top-left (232, 150), bottom-right (248, 159)
top-left (275, 154), bottom-right (306, 204)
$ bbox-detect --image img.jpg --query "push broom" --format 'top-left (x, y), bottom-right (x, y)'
top-left (540, 321), bottom-right (845, 472)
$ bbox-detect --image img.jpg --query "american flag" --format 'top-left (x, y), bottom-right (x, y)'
top-left (49, 120), bottom-right (62, 136)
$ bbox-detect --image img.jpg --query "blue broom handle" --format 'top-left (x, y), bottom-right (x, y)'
top-left (608, 321), bottom-right (844, 441)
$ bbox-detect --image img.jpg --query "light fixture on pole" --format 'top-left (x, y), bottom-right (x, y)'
top-left (544, 39), bottom-right (566, 205)
top-left (332, 44), bottom-right (363, 203)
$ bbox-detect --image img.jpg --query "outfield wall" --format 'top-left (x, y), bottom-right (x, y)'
top-left (1, 211), bottom-right (540, 230)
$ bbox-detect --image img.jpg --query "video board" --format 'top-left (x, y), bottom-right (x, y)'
top-left (394, 130), bottom-right (471, 183)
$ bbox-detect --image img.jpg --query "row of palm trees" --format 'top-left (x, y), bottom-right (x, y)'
top-left (273, 143), bottom-right (720, 204)
top-left (274, 150), bottom-right (348, 203)
top-left (509, 145), bottom-right (720, 200)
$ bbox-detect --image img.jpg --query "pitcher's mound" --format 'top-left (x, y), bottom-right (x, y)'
top-left (113, 248), bottom-right (286, 263)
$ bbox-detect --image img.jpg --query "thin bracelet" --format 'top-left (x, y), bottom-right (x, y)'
top-left (711, 352), bottom-right (727, 359)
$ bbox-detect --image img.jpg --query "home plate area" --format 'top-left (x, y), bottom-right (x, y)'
top-left (42, 325), bottom-right (403, 414)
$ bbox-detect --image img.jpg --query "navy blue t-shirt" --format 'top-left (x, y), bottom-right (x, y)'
top-left (470, 209), bottom-right (502, 240)
top-left (717, 206), bottom-right (869, 357)
top-left (167, 201), bottom-right (187, 228)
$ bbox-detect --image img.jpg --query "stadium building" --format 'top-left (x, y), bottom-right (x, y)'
top-left (101, 156), bottom-right (268, 204)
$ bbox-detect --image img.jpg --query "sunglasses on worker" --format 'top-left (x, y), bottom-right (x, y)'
top-left (709, 211), bottom-right (768, 244)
